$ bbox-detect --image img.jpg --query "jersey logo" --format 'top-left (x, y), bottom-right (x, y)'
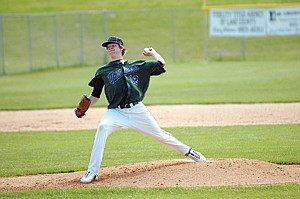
top-left (123, 66), bottom-right (139, 74)
top-left (107, 66), bottom-right (140, 84)
top-left (107, 68), bottom-right (123, 84)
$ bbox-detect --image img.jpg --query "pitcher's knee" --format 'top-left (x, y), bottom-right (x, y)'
top-left (96, 123), bottom-right (114, 135)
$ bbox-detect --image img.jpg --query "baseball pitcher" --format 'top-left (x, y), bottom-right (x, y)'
top-left (75, 36), bottom-right (206, 183)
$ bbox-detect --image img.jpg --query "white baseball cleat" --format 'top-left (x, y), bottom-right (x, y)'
top-left (185, 148), bottom-right (206, 162)
top-left (80, 171), bottom-right (98, 183)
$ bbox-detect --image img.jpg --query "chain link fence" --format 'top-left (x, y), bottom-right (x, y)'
top-left (0, 9), bottom-right (204, 75)
top-left (1, 8), bottom-right (299, 75)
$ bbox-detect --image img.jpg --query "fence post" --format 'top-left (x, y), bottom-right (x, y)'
top-left (79, 13), bottom-right (84, 66)
top-left (203, 1), bottom-right (208, 64)
top-left (171, 10), bottom-right (176, 63)
top-left (102, 11), bottom-right (108, 64)
top-left (54, 14), bottom-right (60, 68)
top-left (27, 15), bottom-right (33, 71)
top-left (0, 15), bottom-right (6, 76)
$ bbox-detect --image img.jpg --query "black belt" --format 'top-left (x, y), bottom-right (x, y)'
top-left (118, 101), bottom-right (139, 109)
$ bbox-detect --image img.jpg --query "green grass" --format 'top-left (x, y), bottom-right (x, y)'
top-left (0, 184), bottom-right (299, 199)
top-left (0, 124), bottom-right (300, 198)
top-left (0, 0), bottom-right (200, 13)
top-left (0, 61), bottom-right (299, 110)
top-left (1, 0), bottom-right (299, 13)
top-left (0, 125), bottom-right (299, 177)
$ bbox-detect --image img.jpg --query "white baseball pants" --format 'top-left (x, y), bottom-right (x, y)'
top-left (87, 102), bottom-right (191, 174)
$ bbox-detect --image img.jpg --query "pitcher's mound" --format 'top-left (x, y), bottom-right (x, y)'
top-left (1, 158), bottom-right (300, 192)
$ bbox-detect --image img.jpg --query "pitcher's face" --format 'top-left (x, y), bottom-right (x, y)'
top-left (106, 43), bottom-right (123, 59)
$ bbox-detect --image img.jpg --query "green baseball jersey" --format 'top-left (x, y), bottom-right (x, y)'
top-left (89, 60), bottom-right (165, 109)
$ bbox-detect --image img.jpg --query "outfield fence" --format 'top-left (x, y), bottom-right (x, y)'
top-left (0, 8), bottom-right (299, 75)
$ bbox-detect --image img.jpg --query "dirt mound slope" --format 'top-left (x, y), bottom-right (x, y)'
top-left (1, 159), bottom-right (299, 192)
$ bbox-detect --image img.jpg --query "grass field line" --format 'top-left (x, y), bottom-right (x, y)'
top-left (0, 103), bottom-right (299, 132)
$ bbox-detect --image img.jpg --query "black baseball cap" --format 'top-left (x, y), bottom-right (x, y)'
top-left (101, 36), bottom-right (124, 47)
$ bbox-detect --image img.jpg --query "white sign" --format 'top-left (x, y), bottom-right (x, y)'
top-left (267, 7), bottom-right (300, 35)
top-left (210, 8), bottom-right (266, 37)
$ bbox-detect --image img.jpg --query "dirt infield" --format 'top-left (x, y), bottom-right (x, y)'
top-left (1, 103), bottom-right (300, 132)
top-left (0, 103), bottom-right (300, 191)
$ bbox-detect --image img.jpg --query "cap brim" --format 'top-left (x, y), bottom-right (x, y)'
top-left (102, 41), bottom-right (124, 47)
top-left (102, 41), bottom-right (112, 47)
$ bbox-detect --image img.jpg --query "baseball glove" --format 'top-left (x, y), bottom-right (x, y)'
top-left (74, 95), bottom-right (91, 118)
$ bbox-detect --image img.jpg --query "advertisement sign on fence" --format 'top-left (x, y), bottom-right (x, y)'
top-left (210, 7), bottom-right (300, 36)
top-left (267, 7), bottom-right (300, 35)
top-left (210, 8), bottom-right (266, 37)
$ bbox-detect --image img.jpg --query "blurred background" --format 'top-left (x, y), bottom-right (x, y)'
top-left (0, 0), bottom-right (299, 75)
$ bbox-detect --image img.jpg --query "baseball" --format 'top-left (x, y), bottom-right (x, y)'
top-left (143, 48), bottom-right (153, 56)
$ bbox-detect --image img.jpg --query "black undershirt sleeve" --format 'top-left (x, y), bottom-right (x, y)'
top-left (88, 76), bottom-right (104, 98)
top-left (91, 87), bottom-right (102, 98)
